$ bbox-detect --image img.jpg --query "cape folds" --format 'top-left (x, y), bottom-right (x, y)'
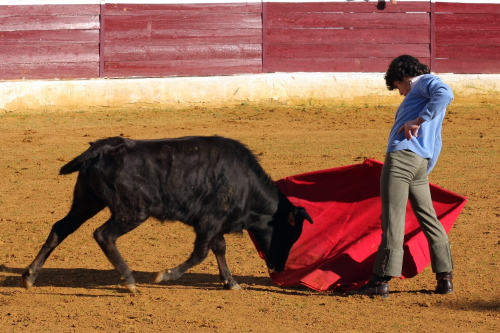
top-left (251, 159), bottom-right (467, 292)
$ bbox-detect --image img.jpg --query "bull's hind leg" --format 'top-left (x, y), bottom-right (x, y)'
top-left (22, 179), bottom-right (105, 289)
top-left (211, 234), bottom-right (241, 290)
top-left (93, 214), bottom-right (147, 293)
top-left (154, 229), bottom-right (215, 284)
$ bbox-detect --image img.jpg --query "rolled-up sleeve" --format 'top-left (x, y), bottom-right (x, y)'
top-left (418, 79), bottom-right (454, 122)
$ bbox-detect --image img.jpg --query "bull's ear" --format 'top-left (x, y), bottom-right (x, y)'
top-left (293, 207), bottom-right (314, 225)
top-left (288, 212), bottom-right (295, 227)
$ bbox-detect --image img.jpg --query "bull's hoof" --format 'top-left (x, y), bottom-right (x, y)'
top-left (125, 283), bottom-right (137, 293)
top-left (21, 276), bottom-right (33, 289)
top-left (154, 271), bottom-right (166, 284)
top-left (21, 270), bottom-right (34, 289)
top-left (154, 269), bottom-right (180, 283)
top-left (224, 282), bottom-right (242, 290)
top-left (222, 278), bottom-right (241, 290)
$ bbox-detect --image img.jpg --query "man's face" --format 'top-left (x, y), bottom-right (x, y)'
top-left (394, 78), bottom-right (412, 97)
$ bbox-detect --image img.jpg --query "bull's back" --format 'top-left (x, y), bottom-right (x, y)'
top-left (146, 136), bottom-right (277, 225)
top-left (83, 136), bottom-right (278, 230)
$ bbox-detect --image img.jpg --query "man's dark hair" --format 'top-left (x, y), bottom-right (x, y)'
top-left (384, 55), bottom-right (431, 90)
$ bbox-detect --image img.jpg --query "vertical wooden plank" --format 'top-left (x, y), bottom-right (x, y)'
top-left (100, 2), bottom-right (105, 78)
top-left (262, 1), bottom-right (268, 73)
top-left (430, 0), bottom-right (436, 71)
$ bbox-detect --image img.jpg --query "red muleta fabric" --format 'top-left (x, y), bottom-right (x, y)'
top-left (250, 159), bottom-right (468, 292)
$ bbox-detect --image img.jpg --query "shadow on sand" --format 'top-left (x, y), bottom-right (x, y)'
top-left (0, 265), bottom-right (315, 296)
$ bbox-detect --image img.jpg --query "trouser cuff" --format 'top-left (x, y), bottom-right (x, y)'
top-left (373, 248), bottom-right (404, 277)
top-left (430, 242), bottom-right (454, 273)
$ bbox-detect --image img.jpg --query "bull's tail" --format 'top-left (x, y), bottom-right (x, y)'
top-left (59, 136), bottom-right (127, 175)
top-left (59, 149), bottom-right (99, 175)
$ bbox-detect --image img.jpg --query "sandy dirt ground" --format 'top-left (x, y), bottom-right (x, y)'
top-left (0, 98), bottom-right (499, 332)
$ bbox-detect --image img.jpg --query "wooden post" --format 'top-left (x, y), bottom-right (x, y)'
top-left (99, 1), bottom-right (106, 78)
top-left (430, 0), bottom-right (436, 72)
top-left (262, 1), bottom-right (268, 73)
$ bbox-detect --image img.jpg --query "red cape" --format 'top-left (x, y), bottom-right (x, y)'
top-left (251, 159), bottom-right (467, 291)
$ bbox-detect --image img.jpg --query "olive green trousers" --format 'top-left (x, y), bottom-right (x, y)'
top-left (373, 150), bottom-right (453, 277)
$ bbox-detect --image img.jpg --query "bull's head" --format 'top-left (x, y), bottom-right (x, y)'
top-left (252, 192), bottom-right (314, 273)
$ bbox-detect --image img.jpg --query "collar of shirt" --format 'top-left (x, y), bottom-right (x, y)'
top-left (410, 75), bottom-right (424, 89)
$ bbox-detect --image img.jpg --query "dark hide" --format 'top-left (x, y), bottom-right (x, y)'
top-left (22, 136), bottom-right (313, 292)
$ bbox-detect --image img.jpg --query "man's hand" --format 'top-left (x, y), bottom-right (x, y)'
top-left (398, 117), bottom-right (425, 140)
top-left (391, 0), bottom-right (397, 4)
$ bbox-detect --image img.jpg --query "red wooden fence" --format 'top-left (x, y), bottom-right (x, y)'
top-left (103, 3), bottom-right (263, 78)
top-left (0, 1), bottom-right (498, 80)
top-left (0, 4), bottom-right (100, 80)
top-left (264, 1), bottom-right (431, 73)
top-left (434, 2), bottom-right (500, 74)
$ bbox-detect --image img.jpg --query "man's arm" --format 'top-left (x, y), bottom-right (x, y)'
top-left (397, 116), bottom-right (425, 140)
top-left (398, 76), bottom-right (454, 140)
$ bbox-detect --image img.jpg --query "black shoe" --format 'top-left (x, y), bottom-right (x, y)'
top-left (346, 275), bottom-right (390, 298)
top-left (435, 271), bottom-right (454, 294)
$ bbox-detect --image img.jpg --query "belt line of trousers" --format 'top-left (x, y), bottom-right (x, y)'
top-left (373, 149), bottom-right (453, 277)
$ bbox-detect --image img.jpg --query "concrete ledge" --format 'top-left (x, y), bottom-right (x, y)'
top-left (1, 73), bottom-right (499, 113)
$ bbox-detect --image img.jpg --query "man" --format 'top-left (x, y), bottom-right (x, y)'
top-left (348, 55), bottom-right (455, 298)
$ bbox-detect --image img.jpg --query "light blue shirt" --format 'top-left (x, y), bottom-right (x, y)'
top-left (387, 74), bottom-right (454, 173)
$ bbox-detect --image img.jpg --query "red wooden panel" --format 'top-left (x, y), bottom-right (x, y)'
top-left (264, 3), bottom-right (432, 75)
top-left (267, 12), bottom-right (429, 29)
top-left (105, 29), bottom-right (262, 46)
top-left (267, 43), bottom-right (429, 59)
top-left (0, 62), bottom-right (99, 80)
top-left (267, 2), bottom-right (430, 13)
top-left (265, 57), bottom-right (431, 73)
top-left (436, 2), bottom-right (500, 14)
top-left (436, 13), bottom-right (500, 31)
top-left (436, 45), bottom-right (500, 60)
top-left (434, 59), bottom-right (499, 74)
top-left (0, 43), bottom-right (99, 64)
top-left (104, 59), bottom-right (262, 78)
top-left (0, 15), bottom-right (100, 31)
top-left (267, 27), bottom-right (430, 44)
top-left (105, 13), bottom-right (261, 31)
top-left (0, 4), bottom-right (100, 17)
top-left (106, 3), bottom-right (262, 15)
top-left (104, 5), bottom-right (262, 78)
top-left (436, 30), bottom-right (500, 46)
top-left (105, 44), bottom-right (262, 62)
top-left (0, 30), bottom-right (99, 44)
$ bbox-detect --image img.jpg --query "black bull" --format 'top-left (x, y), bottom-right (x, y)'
top-left (22, 136), bottom-right (313, 292)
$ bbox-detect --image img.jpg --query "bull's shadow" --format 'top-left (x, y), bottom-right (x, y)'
top-left (0, 265), bottom-right (274, 293)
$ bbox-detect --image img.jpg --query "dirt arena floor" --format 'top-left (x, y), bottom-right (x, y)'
top-left (0, 98), bottom-right (499, 332)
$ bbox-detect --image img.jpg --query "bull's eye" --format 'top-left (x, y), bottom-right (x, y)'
top-left (288, 212), bottom-right (295, 227)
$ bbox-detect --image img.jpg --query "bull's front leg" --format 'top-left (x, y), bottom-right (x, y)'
top-left (154, 231), bottom-right (214, 284)
top-left (211, 234), bottom-right (240, 290)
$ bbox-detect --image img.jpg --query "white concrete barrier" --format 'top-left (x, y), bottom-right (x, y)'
top-left (1, 73), bottom-right (499, 113)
